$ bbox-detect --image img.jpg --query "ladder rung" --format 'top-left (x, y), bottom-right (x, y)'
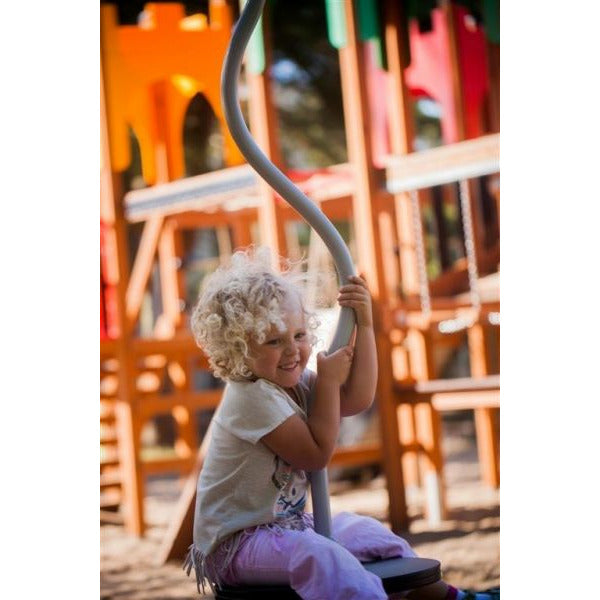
top-left (100, 489), bottom-right (122, 509)
top-left (100, 471), bottom-right (122, 487)
top-left (100, 447), bottom-right (120, 466)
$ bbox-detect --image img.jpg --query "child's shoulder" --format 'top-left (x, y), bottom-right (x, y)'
top-left (225, 377), bottom-right (286, 401)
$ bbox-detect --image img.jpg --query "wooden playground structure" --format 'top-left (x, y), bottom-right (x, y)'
top-left (100, 0), bottom-right (500, 556)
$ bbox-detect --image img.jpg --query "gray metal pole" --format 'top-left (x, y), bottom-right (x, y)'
top-left (221, 0), bottom-right (357, 538)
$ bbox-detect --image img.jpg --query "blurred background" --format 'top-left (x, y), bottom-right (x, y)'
top-left (100, 0), bottom-right (500, 597)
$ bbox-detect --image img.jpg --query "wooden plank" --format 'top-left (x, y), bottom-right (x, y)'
top-left (413, 375), bottom-right (499, 394)
top-left (157, 424), bottom-right (213, 564)
top-left (329, 442), bottom-right (382, 468)
top-left (431, 390), bottom-right (499, 411)
top-left (125, 214), bottom-right (164, 325)
top-left (100, 488), bottom-right (122, 508)
top-left (141, 455), bottom-right (196, 476)
top-left (384, 134), bottom-right (499, 194)
top-left (137, 389), bottom-right (223, 419)
top-left (100, 471), bottom-right (122, 487)
top-left (124, 164), bottom-right (258, 222)
top-left (130, 335), bottom-right (207, 356)
top-left (101, 509), bottom-right (124, 525)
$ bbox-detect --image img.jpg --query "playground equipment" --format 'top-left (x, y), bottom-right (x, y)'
top-left (100, 0), bottom-right (499, 544)
top-left (211, 0), bottom-right (441, 593)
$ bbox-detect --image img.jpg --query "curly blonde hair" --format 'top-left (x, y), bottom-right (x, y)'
top-left (191, 248), bottom-right (319, 381)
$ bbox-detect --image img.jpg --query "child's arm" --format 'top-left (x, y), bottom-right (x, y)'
top-left (337, 275), bottom-right (378, 416)
top-left (260, 346), bottom-right (353, 471)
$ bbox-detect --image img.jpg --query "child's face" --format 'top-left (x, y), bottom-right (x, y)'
top-left (246, 293), bottom-right (311, 389)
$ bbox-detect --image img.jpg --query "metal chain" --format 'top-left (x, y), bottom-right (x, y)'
top-left (409, 189), bottom-right (431, 317)
top-left (458, 179), bottom-right (481, 311)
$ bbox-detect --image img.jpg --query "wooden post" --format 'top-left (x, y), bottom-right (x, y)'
top-left (468, 322), bottom-right (500, 487)
top-left (415, 400), bottom-right (446, 524)
top-left (338, 0), bottom-right (408, 532)
top-left (383, 0), bottom-right (421, 302)
top-left (158, 219), bottom-right (184, 333)
top-left (101, 65), bottom-right (146, 536)
top-left (246, 2), bottom-right (287, 258)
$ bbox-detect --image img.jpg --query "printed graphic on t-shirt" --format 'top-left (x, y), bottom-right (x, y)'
top-left (271, 455), bottom-right (307, 517)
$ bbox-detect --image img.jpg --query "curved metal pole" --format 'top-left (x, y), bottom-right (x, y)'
top-left (222, 0), bottom-right (357, 538)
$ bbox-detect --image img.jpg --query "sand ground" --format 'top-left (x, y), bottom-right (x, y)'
top-left (101, 417), bottom-right (500, 599)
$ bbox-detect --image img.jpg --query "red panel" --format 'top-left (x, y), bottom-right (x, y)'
top-left (404, 6), bottom-right (489, 144)
top-left (454, 6), bottom-right (489, 139)
top-left (404, 8), bottom-right (458, 143)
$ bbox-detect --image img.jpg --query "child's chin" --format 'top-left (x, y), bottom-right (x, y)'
top-left (276, 367), bottom-right (302, 386)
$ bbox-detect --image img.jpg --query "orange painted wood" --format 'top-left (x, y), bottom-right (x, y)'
top-left (101, 65), bottom-right (145, 536)
top-left (99, 2), bottom-right (241, 184)
top-left (329, 442), bottom-right (382, 468)
top-left (157, 424), bottom-right (213, 564)
top-left (432, 390), bottom-right (499, 412)
top-left (141, 455), bottom-right (196, 476)
top-left (137, 390), bottom-right (223, 419)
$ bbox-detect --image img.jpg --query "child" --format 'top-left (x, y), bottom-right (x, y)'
top-left (184, 248), bottom-right (498, 600)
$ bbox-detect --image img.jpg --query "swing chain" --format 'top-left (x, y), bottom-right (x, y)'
top-left (458, 179), bottom-right (481, 311)
top-left (409, 189), bottom-right (431, 318)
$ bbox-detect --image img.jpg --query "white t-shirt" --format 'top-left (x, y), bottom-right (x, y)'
top-left (192, 369), bottom-right (316, 563)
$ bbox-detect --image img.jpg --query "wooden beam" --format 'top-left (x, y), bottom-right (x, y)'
top-left (384, 134), bottom-right (500, 194)
top-left (125, 215), bottom-right (164, 325)
top-left (338, 0), bottom-right (409, 532)
top-left (158, 219), bottom-right (184, 330)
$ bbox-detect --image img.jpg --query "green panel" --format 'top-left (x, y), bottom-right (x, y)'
top-left (483, 0), bottom-right (500, 44)
top-left (240, 0), bottom-right (265, 74)
top-left (356, 0), bottom-right (379, 40)
top-left (325, 0), bottom-right (347, 49)
top-left (356, 0), bottom-right (385, 68)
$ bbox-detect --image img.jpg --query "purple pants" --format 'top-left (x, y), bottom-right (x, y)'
top-left (222, 512), bottom-right (417, 600)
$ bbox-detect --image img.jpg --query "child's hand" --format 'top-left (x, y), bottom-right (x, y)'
top-left (338, 275), bottom-right (373, 327)
top-left (316, 346), bottom-right (353, 385)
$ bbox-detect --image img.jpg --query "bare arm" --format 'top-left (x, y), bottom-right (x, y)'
top-left (338, 276), bottom-right (378, 416)
top-left (260, 346), bottom-right (353, 471)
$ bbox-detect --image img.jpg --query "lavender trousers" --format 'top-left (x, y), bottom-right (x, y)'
top-left (221, 512), bottom-right (417, 600)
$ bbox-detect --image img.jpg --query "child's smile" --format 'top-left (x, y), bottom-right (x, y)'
top-left (246, 293), bottom-right (311, 389)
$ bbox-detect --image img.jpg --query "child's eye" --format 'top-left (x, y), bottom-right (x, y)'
top-left (295, 332), bottom-right (307, 340)
top-left (265, 338), bottom-right (280, 346)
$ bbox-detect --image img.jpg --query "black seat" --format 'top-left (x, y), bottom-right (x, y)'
top-left (214, 556), bottom-right (441, 599)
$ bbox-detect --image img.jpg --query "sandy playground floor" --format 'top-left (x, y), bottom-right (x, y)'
top-left (101, 417), bottom-right (500, 599)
